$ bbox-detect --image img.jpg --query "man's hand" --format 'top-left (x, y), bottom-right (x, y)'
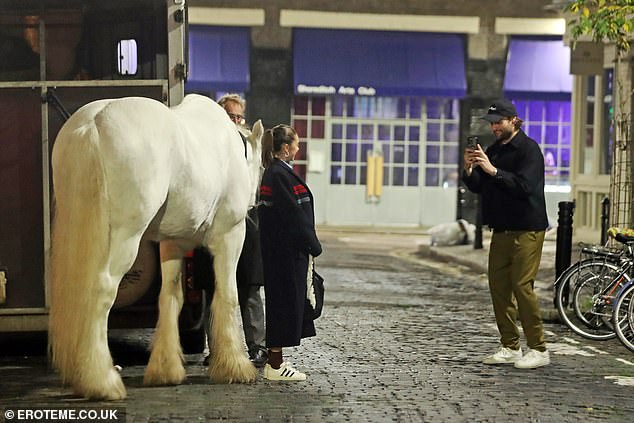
top-left (469, 144), bottom-right (496, 176)
top-left (463, 146), bottom-right (477, 176)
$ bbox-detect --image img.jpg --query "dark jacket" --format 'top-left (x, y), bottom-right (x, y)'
top-left (462, 129), bottom-right (549, 232)
top-left (258, 159), bottom-right (322, 347)
top-left (236, 208), bottom-right (263, 287)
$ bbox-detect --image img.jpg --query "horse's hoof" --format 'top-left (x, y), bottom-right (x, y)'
top-left (209, 358), bottom-right (257, 383)
top-left (143, 363), bottom-right (186, 386)
top-left (74, 368), bottom-right (127, 400)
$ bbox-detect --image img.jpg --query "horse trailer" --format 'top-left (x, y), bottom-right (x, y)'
top-left (0, 0), bottom-right (209, 351)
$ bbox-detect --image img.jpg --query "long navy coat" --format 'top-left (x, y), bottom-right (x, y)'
top-left (258, 159), bottom-right (322, 347)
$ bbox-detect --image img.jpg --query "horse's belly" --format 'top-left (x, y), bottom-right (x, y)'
top-left (113, 238), bottom-right (157, 308)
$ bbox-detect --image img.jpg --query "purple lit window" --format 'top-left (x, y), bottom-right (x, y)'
top-left (330, 165), bottom-right (342, 184)
top-left (444, 123), bottom-right (459, 142)
top-left (345, 144), bottom-right (357, 162)
top-left (346, 124), bottom-right (358, 140)
top-left (393, 167), bottom-right (405, 186)
top-left (331, 143), bottom-right (342, 161)
top-left (410, 98), bottom-right (422, 119)
top-left (426, 168), bottom-right (439, 186)
top-left (393, 144), bottom-right (405, 164)
top-left (408, 126), bottom-right (420, 142)
top-left (361, 124), bottom-right (374, 140)
top-left (407, 166), bottom-right (419, 186)
top-left (427, 145), bottom-right (440, 164)
top-left (427, 99), bottom-right (441, 119)
top-left (378, 125), bottom-right (391, 141)
top-left (361, 143), bottom-right (373, 160)
top-left (382, 144), bottom-right (390, 163)
top-left (544, 126), bottom-right (558, 144)
top-left (331, 97), bottom-right (344, 116)
top-left (427, 123), bottom-right (441, 141)
top-left (332, 124), bottom-right (343, 139)
top-left (345, 166), bottom-right (357, 184)
top-left (409, 145), bottom-right (419, 162)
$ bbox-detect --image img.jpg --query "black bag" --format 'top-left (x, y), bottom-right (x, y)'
top-left (306, 270), bottom-right (325, 320)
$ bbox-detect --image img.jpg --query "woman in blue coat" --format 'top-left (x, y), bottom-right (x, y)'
top-left (258, 124), bottom-right (322, 381)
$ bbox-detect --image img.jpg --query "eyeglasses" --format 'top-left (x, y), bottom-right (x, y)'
top-left (227, 113), bottom-right (245, 124)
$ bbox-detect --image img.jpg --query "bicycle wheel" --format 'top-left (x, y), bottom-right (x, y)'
top-left (572, 272), bottom-right (626, 331)
top-left (613, 283), bottom-right (634, 352)
top-left (555, 259), bottom-right (626, 340)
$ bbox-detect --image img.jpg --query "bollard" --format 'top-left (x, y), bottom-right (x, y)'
top-left (555, 201), bottom-right (575, 281)
top-left (600, 197), bottom-right (610, 245)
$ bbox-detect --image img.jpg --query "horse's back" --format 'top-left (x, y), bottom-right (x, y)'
top-left (54, 97), bottom-right (176, 173)
top-left (53, 94), bottom-right (249, 240)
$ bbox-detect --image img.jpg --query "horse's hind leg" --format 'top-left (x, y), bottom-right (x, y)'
top-left (51, 234), bottom-right (142, 400)
top-left (144, 240), bottom-right (187, 386)
top-left (208, 223), bottom-right (257, 383)
top-left (56, 270), bottom-right (126, 400)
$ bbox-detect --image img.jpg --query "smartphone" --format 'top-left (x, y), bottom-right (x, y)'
top-left (466, 136), bottom-right (479, 150)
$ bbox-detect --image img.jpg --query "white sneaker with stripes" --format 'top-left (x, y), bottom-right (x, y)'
top-left (263, 362), bottom-right (306, 381)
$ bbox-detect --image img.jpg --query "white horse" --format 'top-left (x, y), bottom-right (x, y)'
top-left (48, 94), bottom-right (262, 400)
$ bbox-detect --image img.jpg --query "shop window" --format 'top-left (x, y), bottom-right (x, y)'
top-left (291, 95), bottom-right (460, 188)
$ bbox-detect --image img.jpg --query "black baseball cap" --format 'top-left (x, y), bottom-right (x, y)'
top-left (481, 99), bottom-right (518, 123)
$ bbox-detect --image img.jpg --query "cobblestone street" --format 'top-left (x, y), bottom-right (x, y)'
top-left (1, 229), bottom-right (634, 422)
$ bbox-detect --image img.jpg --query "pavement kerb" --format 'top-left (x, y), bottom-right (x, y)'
top-left (416, 244), bottom-right (489, 274)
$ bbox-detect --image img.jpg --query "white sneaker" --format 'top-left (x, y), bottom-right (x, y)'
top-left (514, 349), bottom-right (550, 369)
top-left (482, 346), bottom-right (523, 364)
top-left (263, 362), bottom-right (306, 381)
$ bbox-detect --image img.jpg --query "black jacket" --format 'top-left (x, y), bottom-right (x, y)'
top-left (236, 208), bottom-right (263, 287)
top-left (462, 129), bottom-right (549, 232)
top-left (258, 159), bottom-right (322, 347)
top-left (259, 159), bottom-right (321, 257)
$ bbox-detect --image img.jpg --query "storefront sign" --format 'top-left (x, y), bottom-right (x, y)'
top-left (570, 41), bottom-right (603, 75)
top-left (296, 84), bottom-right (376, 96)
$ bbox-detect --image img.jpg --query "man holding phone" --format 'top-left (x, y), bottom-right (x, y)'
top-left (462, 99), bottom-right (550, 369)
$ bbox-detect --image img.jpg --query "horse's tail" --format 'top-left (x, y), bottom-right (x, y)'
top-left (48, 117), bottom-right (123, 397)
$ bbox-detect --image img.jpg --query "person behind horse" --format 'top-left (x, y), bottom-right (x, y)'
top-left (258, 124), bottom-right (322, 381)
top-left (202, 93), bottom-right (268, 367)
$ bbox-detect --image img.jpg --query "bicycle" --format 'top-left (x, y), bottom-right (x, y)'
top-left (554, 229), bottom-right (634, 341)
top-left (610, 231), bottom-right (634, 352)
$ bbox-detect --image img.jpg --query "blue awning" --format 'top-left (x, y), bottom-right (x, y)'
top-left (504, 38), bottom-right (573, 101)
top-left (186, 26), bottom-right (250, 93)
top-left (293, 29), bottom-right (467, 97)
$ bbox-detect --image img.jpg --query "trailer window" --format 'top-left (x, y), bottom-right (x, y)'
top-left (117, 39), bottom-right (138, 75)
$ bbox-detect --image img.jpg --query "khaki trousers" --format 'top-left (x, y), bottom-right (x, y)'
top-left (488, 230), bottom-right (546, 351)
